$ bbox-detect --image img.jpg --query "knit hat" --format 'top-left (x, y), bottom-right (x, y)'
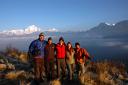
top-left (48, 37), bottom-right (52, 41)
top-left (59, 37), bottom-right (64, 41)
top-left (39, 32), bottom-right (44, 36)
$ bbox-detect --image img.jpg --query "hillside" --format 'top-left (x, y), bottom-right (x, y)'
top-left (0, 48), bottom-right (128, 85)
top-left (86, 20), bottom-right (128, 38)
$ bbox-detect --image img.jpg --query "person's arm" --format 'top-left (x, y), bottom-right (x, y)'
top-left (28, 40), bottom-right (35, 62)
top-left (66, 52), bottom-right (70, 59)
top-left (44, 45), bottom-right (47, 59)
top-left (73, 48), bottom-right (78, 63)
top-left (54, 44), bottom-right (57, 59)
top-left (65, 45), bottom-right (67, 59)
top-left (53, 43), bottom-right (56, 52)
top-left (83, 48), bottom-right (91, 60)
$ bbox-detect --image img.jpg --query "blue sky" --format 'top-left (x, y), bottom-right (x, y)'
top-left (0, 0), bottom-right (128, 31)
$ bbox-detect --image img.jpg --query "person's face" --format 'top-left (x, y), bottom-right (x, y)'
top-left (67, 43), bottom-right (72, 49)
top-left (48, 40), bottom-right (52, 44)
top-left (39, 35), bottom-right (44, 41)
top-left (76, 45), bottom-right (80, 49)
top-left (59, 40), bottom-right (63, 45)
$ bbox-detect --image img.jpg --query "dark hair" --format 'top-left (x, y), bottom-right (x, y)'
top-left (75, 42), bottom-right (80, 46)
top-left (48, 37), bottom-right (52, 41)
top-left (59, 37), bottom-right (64, 41)
top-left (67, 42), bottom-right (74, 54)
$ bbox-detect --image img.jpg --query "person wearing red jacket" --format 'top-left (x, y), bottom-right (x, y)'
top-left (56, 37), bottom-right (66, 79)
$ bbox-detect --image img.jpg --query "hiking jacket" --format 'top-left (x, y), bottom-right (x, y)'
top-left (74, 48), bottom-right (90, 63)
top-left (29, 39), bottom-right (47, 57)
top-left (44, 43), bottom-right (56, 61)
top-left (56, 43), bottom-right (66, 59)
top-left (66, 49), bottom-right (75, 64)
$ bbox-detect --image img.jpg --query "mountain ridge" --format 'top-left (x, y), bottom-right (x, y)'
top-left (0, 20), bottom-right (128, 38)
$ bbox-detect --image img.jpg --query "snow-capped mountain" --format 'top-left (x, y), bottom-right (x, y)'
top-left (24, 25), bottom-right (41, 34)
top-left (0, 25), bottom-right (58, 37)
top-left (85, 20), bottom-right (128, 38)
top-left (105, 22), bottom-right (115, 26)
top-left (0, 25), bottom-right (41, 36)
top-left (0, 20), bottom-right (128, 39)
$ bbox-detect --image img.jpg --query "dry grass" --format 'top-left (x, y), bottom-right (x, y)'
top-left (5, 47), bottom-right (28, 63)
top-left (19, 52), bottom-right (28, 63)
top-left (6, 63), bottom-right (15, 70)
top-left (79, 61), bottom-right (127, 85)
top-left (5, 70), bottom-right (34, 80)
top-left (0, 64), bottom-right (7, 71)
top-left (49, 79), bottom-right (61, 85)
top-left (5, 71), bottom-right (26, 80)
top-left (5, 71), bottom-right (18, 80)
top-left (0, 63), bottom-right (15, 71)
top-left (2, 47), bottom-right (128, 85)
top-left (79, 72), bottom-right (98, 85)
top-left (5, 47), bottom-right (20, 58)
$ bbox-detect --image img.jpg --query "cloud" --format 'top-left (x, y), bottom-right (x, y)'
top-left (47, 28), bottom-right (58, 32)
top-left (0, 25), bottom-right (41, 35)
top-left (0, 25), bottom-right (58, 36)
top-left (24, 25), bottom-right (41, 34)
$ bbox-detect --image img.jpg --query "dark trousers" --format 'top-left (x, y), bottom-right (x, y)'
top-left (75, 63), bottom-right (85, 76)
top-left (34, 58), bottom-right (45, 81)
top-left (57, 59), bottom-right (66, 78)
top-left (45, 59), bottom-right (56, 80)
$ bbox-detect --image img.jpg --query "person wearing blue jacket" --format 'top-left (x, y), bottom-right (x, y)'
top-left (28, 32), bottom-right (47, 82)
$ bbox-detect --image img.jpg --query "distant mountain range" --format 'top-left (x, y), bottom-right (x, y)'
top-left (0, 25), bottom-right (58, 38)
top-left (0, 20), bottom-right (128, 39)
top-left (86, 20), bottom-right (128, 38)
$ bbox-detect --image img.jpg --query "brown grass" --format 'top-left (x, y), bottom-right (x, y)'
top-left (5, 47), bottom-right (20, 58)
top-left (5, 71), bottom-right (18, 80)
top-left (49, 79), bottom-right (61, 85)
top-left (79, 61), bottom-right (126, 85)
top-left (6, 63), bottom-right (15, 70)
top-left (0, 64), bottom-right (7, 71)
top-left (0, 63), bottom-right (15, 71)
top-left (5, 47), bottom-right (28, 63)
top-left (19, 52), bottom-right (28, 63)
top-left (5, 70), bottom-right (35, 81)
top-left (5, 71), bottom-right (26, 80)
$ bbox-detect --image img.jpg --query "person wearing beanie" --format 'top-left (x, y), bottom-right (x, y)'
top-left (44, 37), bottom-right (56, 81)
top-left (56, 37), bottom-right (66, 79)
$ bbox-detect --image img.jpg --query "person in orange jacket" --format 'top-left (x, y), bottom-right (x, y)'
top-left (74, 42), bottom-right (91, 76)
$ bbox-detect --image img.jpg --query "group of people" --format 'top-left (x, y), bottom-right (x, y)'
top-left (28, 32), bottom-right (91, 82)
